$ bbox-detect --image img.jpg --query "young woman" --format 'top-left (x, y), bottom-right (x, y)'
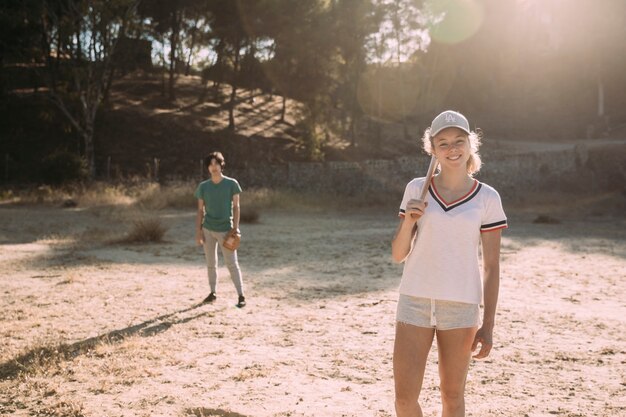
top-left (391, 110), bottom-right (507, 417)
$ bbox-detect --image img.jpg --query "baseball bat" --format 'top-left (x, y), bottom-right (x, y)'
top-left (411, 154), bottom-right (438, 218)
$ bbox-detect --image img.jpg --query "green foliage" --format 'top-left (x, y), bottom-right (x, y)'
top-left (40, 151), bottom-right (89, 185)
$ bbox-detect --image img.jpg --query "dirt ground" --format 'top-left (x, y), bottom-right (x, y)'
top-left (0, 199), bottom-right (625, 417)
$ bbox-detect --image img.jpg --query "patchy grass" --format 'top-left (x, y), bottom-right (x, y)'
top-left (36, 400), bottom-right (86, 417)
top-left (117, 218), bottom-right (168, 244)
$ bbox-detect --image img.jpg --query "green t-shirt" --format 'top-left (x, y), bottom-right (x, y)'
top-left (194, 176), bottom-right (242, 232)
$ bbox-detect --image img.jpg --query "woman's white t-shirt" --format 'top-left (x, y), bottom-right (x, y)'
top-left (398, 177), bottom-right (507, 305)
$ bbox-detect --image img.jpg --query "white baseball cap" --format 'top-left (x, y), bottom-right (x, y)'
top-left (430, 110), bottom-right (470, 136)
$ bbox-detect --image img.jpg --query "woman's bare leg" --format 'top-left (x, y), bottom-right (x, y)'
top-left (394, 322), bottom-right (436, 417)
top-left (436, 327), bottom-right (477, 417)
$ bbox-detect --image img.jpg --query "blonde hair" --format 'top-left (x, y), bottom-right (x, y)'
top-left (421, 127), bottom-right (483, 176)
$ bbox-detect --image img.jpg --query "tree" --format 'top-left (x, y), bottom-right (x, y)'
top-left (139, 0), bottom-right (197, 101)
top-left (0, 1), bottom-right (47, 97)
top-left (181, 12), bottom-right (204, 76)
top-left (333, 0), bottom-right (383, 146)
top-left (265, 0), bottom-right (343, 158)
top-left (207, 0), bottom-right (273, 130)
top-left (37, 0), bottom-right (138, 178)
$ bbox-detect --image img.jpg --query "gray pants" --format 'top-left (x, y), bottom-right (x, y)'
top-left (202, 229), bottom-right (244, 296)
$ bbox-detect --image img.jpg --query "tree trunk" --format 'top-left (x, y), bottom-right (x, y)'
top-left (228, 38), bottom-right (241, 130)
top-left (198, 81), bottom-right (208, 102)
top-left (160, 36), bottom-right (166, 96)
top-left (83, 124), bottom-right (96, 178)
top-left (349, 70), bottom-right (360, 147)
top-left (349, 114), bottom-right (357, 147)
top-left (280, 95), bottom-right (286, 122)
top-left (102, 65), bottom-right (115, 104)
top-left (213, 39), bottom-right (225, 100)
top-left (212, 80), bottom-right (220, 100)
top-left (40, 16), bottom-right (57, 93)
top-left (228, 83), bottom-right (237, 130)
top-left (185, 23), bottom-right (198, 76)
top-left (168, 10), bottom-right (180, 101)
top-left (75, 25), bottom-right (82, 61)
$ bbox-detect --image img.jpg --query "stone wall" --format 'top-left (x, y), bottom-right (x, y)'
top-left (226, 142), bottom-right (625, 199)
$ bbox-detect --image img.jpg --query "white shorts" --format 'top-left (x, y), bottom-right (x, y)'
top-left (396, 294), bottom-right (480, 330)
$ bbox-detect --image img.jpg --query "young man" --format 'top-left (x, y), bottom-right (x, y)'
top-left (195, 151), bottom-right (246, 308)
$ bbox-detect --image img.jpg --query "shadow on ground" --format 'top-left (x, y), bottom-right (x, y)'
top-left (0, 301), bottom-right (216, 380)
top-left (184, 408), bottom-right (250, 417)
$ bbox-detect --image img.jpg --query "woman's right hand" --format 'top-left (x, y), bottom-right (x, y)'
top-left (406, 199), bottom-right (428, 221)
top-left (392, 199), bottom-right (427, 263)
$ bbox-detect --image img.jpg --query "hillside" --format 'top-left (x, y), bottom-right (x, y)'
top-left (3, 71), bottom-right (625, 183)
top-left (93, 73), bottom-right (422, 179)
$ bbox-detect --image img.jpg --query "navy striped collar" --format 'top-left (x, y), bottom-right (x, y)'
top-left (429, 179), bottom-right (482, 212)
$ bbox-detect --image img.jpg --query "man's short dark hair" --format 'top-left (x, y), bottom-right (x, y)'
top-left (204, 151), bottom-right (225, 170)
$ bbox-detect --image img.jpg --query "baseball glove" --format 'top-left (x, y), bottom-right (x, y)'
top-left (223, 229), bottom-right (241, 251)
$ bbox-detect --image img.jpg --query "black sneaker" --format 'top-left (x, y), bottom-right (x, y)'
top-left (236, 295), bottom-right (246, 308)
top-left (203, 292), bottom-right (216, 303)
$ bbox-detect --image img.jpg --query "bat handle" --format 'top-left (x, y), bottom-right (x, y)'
top-left (410, 155), bottom-right (437, 218)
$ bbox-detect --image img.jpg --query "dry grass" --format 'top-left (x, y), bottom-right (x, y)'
top-left (0, 332), bottom-right (163, 416)
top-left (117, 218), bottom-right (168, 244)
top-left (0, 183), bottom-right (133, 206)
top-left (134, 181), bottom-right (197, 209)
top-left (0, 181), bottom-right (189, 208)
top-left (36, 401), bottom-right (86, 417)
top-left (241, 187), bottom-right (397, 212)
top-left (0, 182), bottom-right (399, 214)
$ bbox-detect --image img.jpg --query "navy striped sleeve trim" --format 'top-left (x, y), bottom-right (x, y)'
top-left (481, 220), bottom-right (508, 232)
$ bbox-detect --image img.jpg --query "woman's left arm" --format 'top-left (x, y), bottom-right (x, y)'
top-left (472, 229), bottom-right (502, 359)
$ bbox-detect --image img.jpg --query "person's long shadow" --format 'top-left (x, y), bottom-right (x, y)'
top-left (0, 302), bottom-right (214, 380)
top-left (185, 408), bottom-right (249, 417)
